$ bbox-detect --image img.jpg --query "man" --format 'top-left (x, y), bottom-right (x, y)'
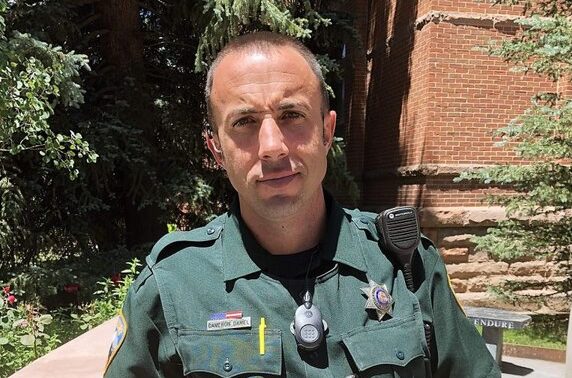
top-left (104, 31), bottom-right (501, 377)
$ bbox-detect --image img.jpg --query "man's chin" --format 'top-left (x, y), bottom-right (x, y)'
top-left (256, 194), bottom-right (303, 218)
top-left (261, 192), bottom-right (299, 206)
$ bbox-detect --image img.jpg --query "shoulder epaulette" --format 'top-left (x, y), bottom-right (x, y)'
top-left (131, 265), bottom-right (153, 292)
top-left (344, 208), bottom-right (380, 241)
top-left (145, 217), bottom-right (225, 267)
top-left (420, 233), bottom-right (436, 250)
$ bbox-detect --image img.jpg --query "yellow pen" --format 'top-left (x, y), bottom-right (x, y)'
top-left (259, 317), bottom-right (266, 355)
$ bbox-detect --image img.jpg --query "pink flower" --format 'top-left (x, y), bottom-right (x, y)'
top-left (2, 286), bottom-right (10, 294)
top-left (63, 283), bottom-right (80, 294)
top-left (7, 295), bottom-right (16, 305)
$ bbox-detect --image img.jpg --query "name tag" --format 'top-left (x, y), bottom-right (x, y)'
top-left (207, 317), bottom-right (251, 331)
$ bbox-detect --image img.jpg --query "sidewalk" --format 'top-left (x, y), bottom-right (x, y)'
top-left (502, 356), bottom-right (566, 378)
top-left (9, 317), bottom-right (568, 377)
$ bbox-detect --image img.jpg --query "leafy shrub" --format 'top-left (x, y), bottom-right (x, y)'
top-left (71, 258), bottom-right (141, 331)
top-left (0, 287), bottom-right (59, 376)
top-left (0, 258), bottom-right (140, 375)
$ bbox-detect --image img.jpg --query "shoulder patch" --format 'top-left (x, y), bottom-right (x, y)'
top-left (104, 310), bottom-right (128, 374)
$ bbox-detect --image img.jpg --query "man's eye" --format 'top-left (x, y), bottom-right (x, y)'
top-left (232, 117), bottom-right (255, 128)
top-left (281, 111), bottom-right (303, 120)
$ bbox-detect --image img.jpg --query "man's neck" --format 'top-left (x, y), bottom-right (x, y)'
top-left (239, 191), bottom-right (327, 255)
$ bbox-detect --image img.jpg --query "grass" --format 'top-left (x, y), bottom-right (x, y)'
top-left (478, 314), bottom-right (568, 350)
top-left (51, 317), bottom-right (84, 346)
top-left (503, 328), bottom-right (566, 350)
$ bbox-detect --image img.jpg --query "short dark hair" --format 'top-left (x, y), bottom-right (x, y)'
top-left (205, 31), bottom-right (329, 130)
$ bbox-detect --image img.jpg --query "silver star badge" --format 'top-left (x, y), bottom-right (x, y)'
top-left (361, 279), bottom-right (393, 321)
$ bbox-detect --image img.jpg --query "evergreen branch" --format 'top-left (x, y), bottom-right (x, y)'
top-left (489, 15), bottom-right (572, 81)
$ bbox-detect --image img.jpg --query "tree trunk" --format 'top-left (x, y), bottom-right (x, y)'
top-left (97, 0), bottom-right (165, 247)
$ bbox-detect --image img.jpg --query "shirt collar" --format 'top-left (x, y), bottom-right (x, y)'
top-left (221, 192), bottom-right (368, 282)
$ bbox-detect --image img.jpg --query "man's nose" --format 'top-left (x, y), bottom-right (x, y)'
top-left (258, 118), bottom-right (288, 161)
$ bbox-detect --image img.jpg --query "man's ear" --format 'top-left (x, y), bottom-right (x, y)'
top-left (322, 110), bottom-right (337, 149)
top-left (204, 130), bottom-right (225, 168)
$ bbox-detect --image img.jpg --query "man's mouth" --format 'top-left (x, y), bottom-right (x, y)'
top-left (258, 172), bottom-right (299, 187)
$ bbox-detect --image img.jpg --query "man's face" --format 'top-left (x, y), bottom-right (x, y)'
top-left (207, 46), bottom-right (336, 220)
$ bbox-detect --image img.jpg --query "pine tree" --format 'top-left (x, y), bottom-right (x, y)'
top-left (0, 0), bottom-right (97, 269)
top-left (457, 1), bottom-right (571, 310)
top-left (0, 0), bottom-right (359, 274)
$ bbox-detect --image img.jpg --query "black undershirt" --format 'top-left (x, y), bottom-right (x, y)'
top-left (263, 245), bottom-right (333, 279)
top-left (235, 191), bottom-right (336, 280)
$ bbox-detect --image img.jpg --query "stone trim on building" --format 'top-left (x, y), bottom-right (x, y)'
top-left (415, 11), bottom-right (522, 31)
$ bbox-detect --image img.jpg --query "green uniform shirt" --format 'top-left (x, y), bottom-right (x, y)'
top-left (104, 197), bottom-right (501, 377)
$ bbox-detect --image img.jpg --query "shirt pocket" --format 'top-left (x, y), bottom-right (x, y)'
top-left (177, 329), bottom-right (282, 377)
top-left (340, 315), bottom-right (427, 377)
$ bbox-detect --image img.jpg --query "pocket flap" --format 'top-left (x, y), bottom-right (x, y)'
top-left (341, 315), bottom-right (425, 371)
top-left (178, 329), bottom-right (282, 377)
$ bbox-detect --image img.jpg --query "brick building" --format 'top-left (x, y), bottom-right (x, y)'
top-left (340, 1), bottom-right (562, 310)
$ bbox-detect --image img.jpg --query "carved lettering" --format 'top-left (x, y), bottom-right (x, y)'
top-left (471, 318), bottom-right (516, 329)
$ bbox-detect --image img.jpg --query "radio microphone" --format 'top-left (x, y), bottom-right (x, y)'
top-left (375, 206), bottom-right (420, 290)
top-left (375, 206), bottom-right (433, 377)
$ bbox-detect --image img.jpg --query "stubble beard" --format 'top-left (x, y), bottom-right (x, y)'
top-left (254, 191), bottom-right (306, 220)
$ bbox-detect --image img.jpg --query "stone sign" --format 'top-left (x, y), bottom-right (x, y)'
top-left (464, 306), bottom-right (532, 364)
top-left (465, 307), bottom-right (532, 330)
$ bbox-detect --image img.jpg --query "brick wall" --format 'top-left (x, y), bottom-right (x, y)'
top-left (342, 0), bottom-right (565, 311)
top-left (353, 0), bottom-right (556, 210)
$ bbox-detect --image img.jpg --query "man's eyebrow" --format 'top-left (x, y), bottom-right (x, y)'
top-left (278, 101), bottom-right (311, 111)
top-left (225, 101), bottom-right (311, 122)
top-left (227, 107), bottom-right (260, 120)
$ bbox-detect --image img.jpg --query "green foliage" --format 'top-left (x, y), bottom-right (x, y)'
top-left (0, 175), bottom-right (24, 258)
top-left (502, 314), bottom-right (568, 350)
top-left (5, 264), bottom-right (77, 304)
top-left (0, 0), bottom-right (359, 280)
top-left (0, 291), bottom-right (60, 376)
top-left (193, 0), bottom-right (331, 71)
top-left (71, 258), bottom-right (141, 331)
top-left (488, 15), bottom-right (572, 81)
top-left (0, 25), bottom-right (97, 179)
top-left (456, 1), bottom-right (572, 307)
top-left (316, 53), bottom-right (340, 98)
top-left (0, 258), bottom-right (139, 375)
top-left (325, 137), bottom-right (359, 205)
top-left (0, 1), bottom-right (4, 35)
top-left (0, 0), bottom-right (98, 273)
top-left (476, 313), bottom-right (567, 349)
top-left (190, 0), bottom-right (344, 113)
top-left (494, 0), bottom-right (572, 17)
